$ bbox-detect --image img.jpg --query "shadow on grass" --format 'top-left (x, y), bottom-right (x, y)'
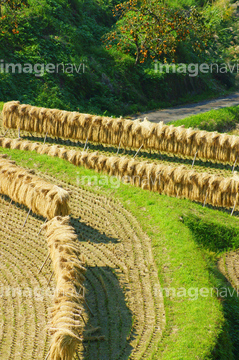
top-left (182, 213), bottom-right (239, 252)
top-left (182, 213), bottom-right (239, 359)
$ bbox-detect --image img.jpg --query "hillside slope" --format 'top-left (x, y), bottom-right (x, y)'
top-left (0, 0), bottom-right (231, 116)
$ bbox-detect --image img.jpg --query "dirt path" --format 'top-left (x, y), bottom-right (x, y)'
top-left (132, 92), bottom-right (239, 123)
top-left (0, 170), bottom-right (165, 359)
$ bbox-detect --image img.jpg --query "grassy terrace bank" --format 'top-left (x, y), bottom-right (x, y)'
top-left (1, 147), bottom-right (239, 359)
top-left (170, 105), bottom-right (239, 133)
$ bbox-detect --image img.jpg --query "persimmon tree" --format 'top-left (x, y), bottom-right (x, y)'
top-left (1, 0), bottom-right (27, 11)
top-left (0, 0), bottom-right (28, 18)
top-left (0, 0), bottom-right (28, 37)
top-left (104, 0), bottom-right (213, 65)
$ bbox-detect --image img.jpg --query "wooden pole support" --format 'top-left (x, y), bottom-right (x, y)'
top-left (44, 351), bottom-right (50, 360)
top-left (231, 198), bottom-right (237, 216)
top-left (133, 144), bottom-right (143, 159)
top-left (83, 137), bottom-right (88, 151)
top-left (117, 141), bottom-right (121, 155)
top-left (47, 271), bottom-right (54, 286)
top-left (37, 218), bottom-right (47, 236)
top-left (192, 151), bottom-right (198, 168)
top-left (22, 208), bottom-right (31, 228)
top-left (203, 191), bottom-right (208, 207)
top-left (79, 313), bottom-right (87, 325)
top-left (232, 156), bottom-right (238, 173)
top-left (38, 253), bottom-right (50, 274)
top-left (84, 299), bottom-right (94, 317)
top-left (2, 129), bottom-right (9, 137)
top-left (43, 132), bottom-right (48, 145)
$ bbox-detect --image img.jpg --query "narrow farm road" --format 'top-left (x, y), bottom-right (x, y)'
top-left (132, 92), bottom-right (239, 123)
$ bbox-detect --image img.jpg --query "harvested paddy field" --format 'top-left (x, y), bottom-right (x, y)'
top-left (0, 170), bottom-right (165, 360)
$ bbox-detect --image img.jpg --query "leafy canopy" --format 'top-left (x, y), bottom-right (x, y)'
top-left (104, 0), bottom-right (214, 64)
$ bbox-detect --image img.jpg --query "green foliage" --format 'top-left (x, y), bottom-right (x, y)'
top-left (202, 0), bottom-right (239, 69)
top-left (0, 0), bottom-right (27, 12)
top-left (168, 0), bottom-right (209, 6)
top-left (105, 1), bottom-right (214, 65)
top-left (0, 0), bottom-right (120, 112)
top-left (0, 0), bottom-right (233, 115)
top-left (170, 105), bottom-right (239, 132)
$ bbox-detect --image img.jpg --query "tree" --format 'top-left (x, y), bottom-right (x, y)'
top-left (0, 0), bottom-right (29, 37)
top-left (0, 0), bottom-right (27, 16)
top-left (104, 0), bottom-right (213, 65)
top-left (1, 0), bottom-right (26, 9)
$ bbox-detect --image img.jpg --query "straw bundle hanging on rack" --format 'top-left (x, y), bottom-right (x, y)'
top-left (3, 101), bottom-right (239, 164)
top-left (2, 100), bottom-right (20, 129)
top-left (0, 155), bottom-right (70, 219)
top-left (1, 137), bottom-right (239, 210)
top-left (44, 215), bottom-right (86, 360)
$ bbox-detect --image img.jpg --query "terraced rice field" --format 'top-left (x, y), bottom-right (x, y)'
top-left (0, 112), bottom-right (238, 179)
top-left (1, 110), bottom-right (239, 359)
top-left (0, 169), bottom-right (165, 359)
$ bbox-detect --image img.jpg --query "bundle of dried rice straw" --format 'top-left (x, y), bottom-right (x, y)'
top-left (3, 101), bottom-right (239, 163)
top-left (0, 139), bottom-right (238, 210)
top-left (44, 216), bottom-right (86, 360)
top-left (0, 155), bottom-right (69, 219)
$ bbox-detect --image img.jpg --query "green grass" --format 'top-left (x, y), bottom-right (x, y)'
top-left (1, 147), bottom-right (239, 359)
top-left (182, 213), bottom-right (239, 252)
top-left (0, 102), bottom-right (4, 111)
top-left (169, 105), bottom-right (239, 133)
